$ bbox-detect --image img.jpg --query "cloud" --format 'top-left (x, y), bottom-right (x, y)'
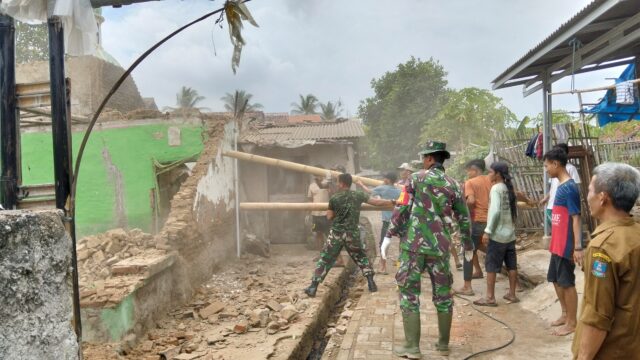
top-left (100, 0), bottom-right (608, 118)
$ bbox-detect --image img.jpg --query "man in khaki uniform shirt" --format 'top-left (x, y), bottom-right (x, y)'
top-left (572, 163), bottom-right (640, 360)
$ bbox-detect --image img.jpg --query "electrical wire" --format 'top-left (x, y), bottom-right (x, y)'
top-left (70, 0), bottom-right (252, 216)
top-left (453, 294), bottom-right (516, 359)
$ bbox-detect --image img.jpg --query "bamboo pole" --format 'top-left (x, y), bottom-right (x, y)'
top-left (240, 202), bottom-right (393, 211)
top-left (223, 150), bottom-right (385, 187)
top-left (549, 78), bottom-right (640, 96)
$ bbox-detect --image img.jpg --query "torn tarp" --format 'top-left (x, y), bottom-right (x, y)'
top-left (584, 63), bottom-right (640, 127)
top-left (1, 0), bottom-right (97, 56)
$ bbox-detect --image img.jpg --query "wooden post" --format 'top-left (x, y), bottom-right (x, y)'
top-left (0, 15), bottom-right (18, 210)
top-left (48, 16), bottom-right (82, 347)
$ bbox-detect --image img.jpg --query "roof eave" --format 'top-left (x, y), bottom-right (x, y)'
top-left (492, 0), bottom-right (623, 91)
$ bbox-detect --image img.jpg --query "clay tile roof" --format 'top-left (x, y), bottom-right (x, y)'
top-left (241, 120), bottom-right (364, 145)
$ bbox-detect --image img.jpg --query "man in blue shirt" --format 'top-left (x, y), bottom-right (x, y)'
top-left (357, 172), bottom-right (401, 274)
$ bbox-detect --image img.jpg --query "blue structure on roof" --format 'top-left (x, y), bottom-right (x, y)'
top-left (584, 64), bottom-right (640, 127)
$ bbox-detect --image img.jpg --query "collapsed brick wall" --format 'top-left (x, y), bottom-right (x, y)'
top-left (154, 114), bottom-right (237, 291)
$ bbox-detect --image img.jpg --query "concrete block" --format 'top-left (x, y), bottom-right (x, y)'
top-left (168, 126), bottom-right (181, 146)
top-left (0, 210), bottom-right (79, 359)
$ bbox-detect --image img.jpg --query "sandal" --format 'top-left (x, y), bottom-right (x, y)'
top-left (472, 273), bottom-right (484, 279)
top-left (473, 298), bottom-right (498, 307)
top-left (454, 288), bottom-right (475, 296)
top-left (503, 294), bottom-right (520, 304)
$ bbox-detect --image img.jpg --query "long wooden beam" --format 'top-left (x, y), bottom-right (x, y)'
top-left (90, 0), bottom-right (160, 7)
top-left (240, 202), bottom-right (393, 211)
top-left (223, 150), bottom-right (385, 187)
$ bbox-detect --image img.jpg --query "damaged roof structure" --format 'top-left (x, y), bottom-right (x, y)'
top-left (241, 116), bottom-right (365, 148)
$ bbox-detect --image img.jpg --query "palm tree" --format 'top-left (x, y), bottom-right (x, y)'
top-left (319, 100), bottom-right (343, 121)
top-left (291, 94), bottom-right (319, 115)
top-left (166, 86), bottom-right (207, 111)
top-left (221, 90), bottom-right (263, 117)
top-left (164, 86), bottom-right (209, 113)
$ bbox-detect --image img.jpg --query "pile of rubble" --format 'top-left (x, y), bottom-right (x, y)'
top-left (91, 254), bottom-right (323, 359)
top-left (77, 228), bottom-right (158, 285)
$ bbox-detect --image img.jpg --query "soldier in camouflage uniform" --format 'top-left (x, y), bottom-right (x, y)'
top-left (304, 173), bottom-right (395, 297)
top-left (386, 141), bottom-right (473, 359)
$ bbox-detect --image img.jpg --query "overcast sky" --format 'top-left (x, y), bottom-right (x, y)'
top-left (101, 0), bottom-right (625, 119)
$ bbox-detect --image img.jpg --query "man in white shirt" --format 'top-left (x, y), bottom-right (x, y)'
top-left (308, 168), bottom-right (330, 251)
top-left (539, 144), bottom-right (582, 231)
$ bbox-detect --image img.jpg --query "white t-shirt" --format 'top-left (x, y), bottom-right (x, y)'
top-left (547, 163), bottom-right (581, 210)
top-left (308, 182), bottom-right (329, 216)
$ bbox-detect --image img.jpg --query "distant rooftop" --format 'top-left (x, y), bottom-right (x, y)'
top-left (241, 118), bottom-right (364, 147)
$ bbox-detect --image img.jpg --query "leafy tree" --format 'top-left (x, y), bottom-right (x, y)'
top-left (319, 100), bottom-right (343, 120)
top-left (221, 90), bottom-right (263, 116)
top-left (291, 94), bottom-right (319, 115)
top-left (358, 57), bottom-right (448, 169)
top-left (423, 87), bottom-right (517, 153)
top-left (15, 21), bottom-right (49, 64)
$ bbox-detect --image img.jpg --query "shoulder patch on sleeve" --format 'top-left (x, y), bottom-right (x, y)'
top-left (592, 251), bottom-right (612, 263)
top-left (591, 259), bottom-right (608, 278)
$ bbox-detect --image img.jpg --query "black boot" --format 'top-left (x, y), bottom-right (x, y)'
top-left (366, 274), bottom-right (378, 292)
top-left (304, 280), bottom-right (319, 297)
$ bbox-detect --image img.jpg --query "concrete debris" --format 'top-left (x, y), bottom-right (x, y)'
top-left (243, 233), bottom-right (270, 258)
top-left (83, 252), bottom-right (320, 358)
top-left (199, 302), bottom-right (225, 318)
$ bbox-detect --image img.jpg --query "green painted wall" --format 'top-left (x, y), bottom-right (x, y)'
top-left (20, 123), bottom-right (204, 236)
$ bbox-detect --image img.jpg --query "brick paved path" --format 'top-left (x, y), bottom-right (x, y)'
top-left (333, 258), bottom-right (476, 360)
top-left (331, 214), bottom-right (572, 360)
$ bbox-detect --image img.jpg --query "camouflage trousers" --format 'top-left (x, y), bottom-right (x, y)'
top-left (396, 249), bottom-right (453, 314)
top-left (312, 230), bottom-right (374, 282)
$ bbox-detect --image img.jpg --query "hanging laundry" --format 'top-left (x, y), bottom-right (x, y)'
top-left (535, 132), bottom-right (544, 159)
top-left (554, 123), bottom-right (569, 143)
top-left (524, 133), bottom-right (538, 158)
top-left (615, 80), bottom-right (635, 105)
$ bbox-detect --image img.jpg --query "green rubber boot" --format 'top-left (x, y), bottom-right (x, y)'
top-left (393, 312), bottom-right (422, 359)
top-left (435, 312), bottom-right (453, 356)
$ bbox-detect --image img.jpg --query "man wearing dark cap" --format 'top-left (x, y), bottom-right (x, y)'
top-left (387, 141), bottom-right (473, 358)
top-left (357, 172), bottom-right (401, 274)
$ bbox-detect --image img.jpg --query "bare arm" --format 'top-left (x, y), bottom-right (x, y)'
top-left (326, 210), bottom-right (335, 220)
top-left (539, 193), bottom-right (550, 206)
top-left (367, 198), bottom-right (394, 207)
top-left (576, 324), bottom-right (607, 360)
top-left (356, 180), bottom-right (373, 194)
top-left (466, 194), bottom-right (476, 207)
top-left (572, 215), bottom-right (583, 266)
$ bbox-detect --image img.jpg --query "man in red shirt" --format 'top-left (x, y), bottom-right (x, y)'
top-left (456, 159), bottom-right (492, 296)
top-left (544, 148), bottom-right (583, 336)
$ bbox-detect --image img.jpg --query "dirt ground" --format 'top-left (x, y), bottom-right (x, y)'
top-left (83, 244), bottom-right (346, 360)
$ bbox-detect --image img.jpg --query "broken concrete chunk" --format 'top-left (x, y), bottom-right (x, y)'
top-left (172, 351), bottom-right (206, 360)
top-left (266, 322), bottom-right (280, 335)
top-left (140, 340), bottom-right (154, 352)
top-left (340, 310), bottom-right (354, 319)
top-left (266, 300), bottom-right (283, 312)
top-left (77, 249), bottom-right (90, 261)
top-left (85, 236), bottom-right (102, 249)
top-left (279, 305), bottom-right (298, 322)
top-left (335, 325), bottom-right (347, 335)
top-left (199, 301), bottom-right (225, 318)
top-left (92, 250), bottom-right (105, 264)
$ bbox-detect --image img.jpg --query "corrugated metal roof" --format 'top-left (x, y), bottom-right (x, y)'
top-left (241, 120), bottom-right (364, 145)
top-left (492, 0), bottom-right (640, 91)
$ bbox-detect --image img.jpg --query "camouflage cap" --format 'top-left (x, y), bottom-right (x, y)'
top-left (418, 140), bottom-right (450, 159)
